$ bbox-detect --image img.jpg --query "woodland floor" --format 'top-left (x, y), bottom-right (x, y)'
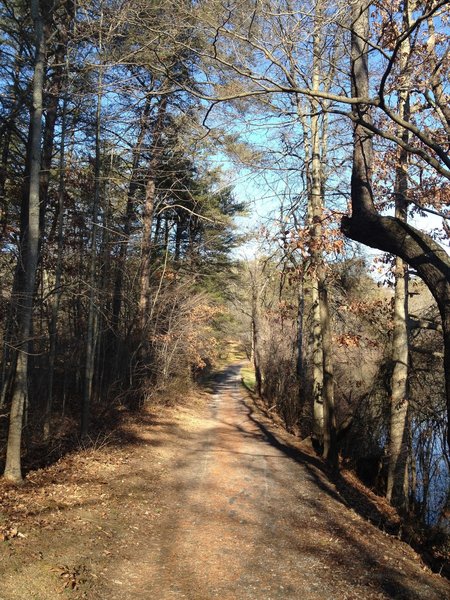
top-left (0, 364), bottom-right (449, 600)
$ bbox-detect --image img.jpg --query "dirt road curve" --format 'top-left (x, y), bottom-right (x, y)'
top-left (104, 365), bottom-right (448, 600)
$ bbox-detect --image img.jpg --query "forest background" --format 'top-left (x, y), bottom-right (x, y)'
top-left (0, 0), bottom-right (449, 557)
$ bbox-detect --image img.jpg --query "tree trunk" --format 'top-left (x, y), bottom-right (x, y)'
top-left (386, 5), bottom-right (412, 509)
top-left (138, 97), bottom-right (167, 333)
top-left (174, 218), bottom-right (183, 264)
top-left (81, 55), bottom-right (103, 438)
top-left (296, 273), bottom-right (305, 379)
top-left (138, 177), bottom-right (156, 332)
top-left (0, 44), bottom-right (26, 241)
top-left (0, 115), bottom-right (34, 409)
top-left (252, 308), bottom-right (263, 397)
top-left (96, 173), bottom-right (113, 394)
top-left (0, 128), bottom-right (12, 239)
top-left (248, 262), bottom-right (265, 398)
top-left (44, 91), bottom-right (68, 441)
top-left (112, 98), bottom-right (151, 334)
top-left (319, 272), bottom-right (337, 468)
top-left (387, 255), bottom-right (410, 507)
top-left (0, 123), bottom-right (14, 407)
top-left (39, 30), bottom-right (67, 239)
top-left (310, 280), bottom-right (324, 440)
top-left (4, 0), bottom-right (45, 482)
top-left (308, 5), bottom-right (335, 453)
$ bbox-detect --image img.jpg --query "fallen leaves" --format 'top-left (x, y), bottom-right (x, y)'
top-left (52, 564), bottom-right (89, 592)
top-left (0, 526), bottom-right (26, 541)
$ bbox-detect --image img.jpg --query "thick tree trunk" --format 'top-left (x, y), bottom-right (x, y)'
top-left (4, 0), bottom-right (45, 482)
top-left (298, 3), bottom-right (336, 459)
top-left (387, 9), bottom-right (412, 509)
top-left (387, 255), bottom-right (410, 507)
top-left (296, 102), bottom-right (325, 439)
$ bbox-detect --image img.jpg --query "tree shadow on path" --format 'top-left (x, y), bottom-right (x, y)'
top-left (236, 380), bottom-right (449, 580)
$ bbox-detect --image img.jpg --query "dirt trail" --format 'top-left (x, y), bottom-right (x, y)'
top-left (1, 364), bottom-right (449, 599)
